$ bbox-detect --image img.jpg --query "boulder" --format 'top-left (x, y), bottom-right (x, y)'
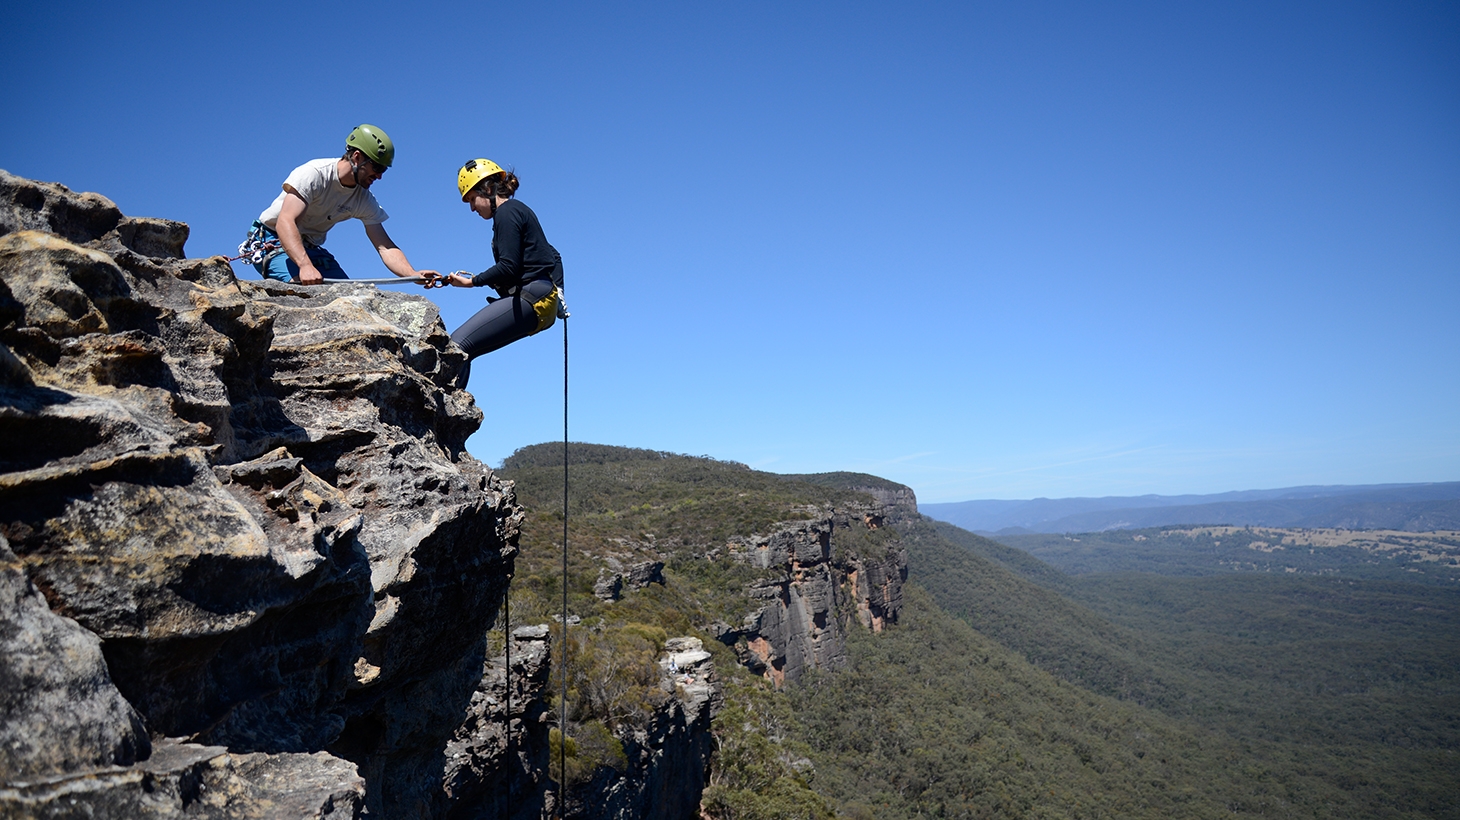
top-left (1, 738), bottom-right (365, 820)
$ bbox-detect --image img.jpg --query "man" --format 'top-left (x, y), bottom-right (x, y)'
top-left (243, 124), bottom-right (435, 285)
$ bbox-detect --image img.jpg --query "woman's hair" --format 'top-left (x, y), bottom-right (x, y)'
top-left (470, 170), bottom-right (519, 201)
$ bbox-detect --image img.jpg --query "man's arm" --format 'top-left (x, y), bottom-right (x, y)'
top-left (275, 192), bottom-right (322, 284)
top-left (364, 222), bottom-right (437, 280)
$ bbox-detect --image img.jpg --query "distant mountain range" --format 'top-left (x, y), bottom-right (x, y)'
top-left (919, 482), bottom-right (1460, 534)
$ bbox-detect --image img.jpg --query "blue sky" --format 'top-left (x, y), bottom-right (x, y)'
top-left (3, 1), bottom-right (1456, 503)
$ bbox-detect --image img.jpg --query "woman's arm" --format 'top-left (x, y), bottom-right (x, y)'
top-left (471, 203), bottom-right (526, 289)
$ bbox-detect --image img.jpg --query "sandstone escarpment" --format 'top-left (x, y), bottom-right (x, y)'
top-left (720, 501), bottom-right (909, 686)
top-left (566, 637), bottom-right (721, 820)
top-left (444, 624), bottom-right (554, 820)
top-left (0, 171), bottom-right (526, 818)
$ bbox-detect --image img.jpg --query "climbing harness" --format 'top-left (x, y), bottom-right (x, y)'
top-left (474, 276), bottom-right (568, 333)
top-left (228, 221), bottom-right (284, 265)
top-left (226, 225), bottom-right (426, 285)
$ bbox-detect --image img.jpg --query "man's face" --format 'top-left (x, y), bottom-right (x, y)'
top-left (353, 151), bottom-right (387, 188)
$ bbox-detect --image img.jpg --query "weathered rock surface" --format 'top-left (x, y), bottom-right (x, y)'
top-left (723, 502), bottom-right (908, 686)
top-left (594, 558), bottom-right (665, 601)
top-left (0, 171), bottom-right (786, 819)
top-left (1, 739), bottom-right (365, 820)
top-left (563, 637), bottom-right (720, 820)
top-left (0, 535), bottom-right (148, 782)
top-left (0, 170), bottom-right (523, 818)
top-left (444, 625), bottom-right (554, 820)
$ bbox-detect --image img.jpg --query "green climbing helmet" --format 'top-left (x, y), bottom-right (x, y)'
top-left (346, 124), bottom-right (395, 168)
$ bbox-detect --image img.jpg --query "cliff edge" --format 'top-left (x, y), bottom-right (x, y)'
top-left (0, 170), bottom-right (525, 818)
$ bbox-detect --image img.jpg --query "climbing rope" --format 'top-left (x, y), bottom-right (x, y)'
top-left (501, 581), bottom-right (512, 818)
top-left (224, 227), bottom-right (427, 284)
top-left (558, 312), bottom-right (569, 819)
top-left (319, 276), bottom-right (430, 285)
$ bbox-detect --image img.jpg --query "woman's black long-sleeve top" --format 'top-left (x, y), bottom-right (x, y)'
top-left (470, 198), bottom-right (563, 291)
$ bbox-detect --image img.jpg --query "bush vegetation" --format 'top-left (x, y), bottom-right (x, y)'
top-left (994, 525), bottom-right (1460, 584)
top-left (497, 443), bottom-right (1460, 818)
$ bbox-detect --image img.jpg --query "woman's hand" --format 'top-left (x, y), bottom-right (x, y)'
top-left (421, 271), bottom-right (474, 289)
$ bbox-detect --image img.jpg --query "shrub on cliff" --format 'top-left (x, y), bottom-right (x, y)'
top-left (701, 678), bottom-right (836, 820)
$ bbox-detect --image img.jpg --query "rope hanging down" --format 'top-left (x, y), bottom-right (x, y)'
top-left (501, 583), bottom-right (512, 818)
top-left (558, 312), bottom-right (570, 819)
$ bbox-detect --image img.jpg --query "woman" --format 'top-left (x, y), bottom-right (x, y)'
top-left (428, 159), bottom-right (564, 387)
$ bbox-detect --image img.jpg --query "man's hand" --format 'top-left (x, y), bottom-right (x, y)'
top-left (275, 192), bottom-right (319, 284)
top-left (422, 271), bottom-right (474, 288)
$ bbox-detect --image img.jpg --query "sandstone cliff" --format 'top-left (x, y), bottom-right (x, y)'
top-left (565, 637), bottom-right (720, 820)
top-left (0, 171), bottom-right (542, 818)
top-left (717, 501), bottom-right (909, 687)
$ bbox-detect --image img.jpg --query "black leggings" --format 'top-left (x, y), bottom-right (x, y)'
top-left (450, 278), bottom-right (557, 388)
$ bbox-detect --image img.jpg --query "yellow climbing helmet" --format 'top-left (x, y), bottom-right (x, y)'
top-left (346, 124), bottom-right (394, 167)
top-left (457, 158), bottom-right (505, 201)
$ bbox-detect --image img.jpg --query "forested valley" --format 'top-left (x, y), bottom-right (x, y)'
top-left (498, 445), bottom-right (1459, 819)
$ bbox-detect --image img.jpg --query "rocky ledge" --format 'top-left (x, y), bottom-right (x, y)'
top-left (0, 170), bottom-right (526, 818)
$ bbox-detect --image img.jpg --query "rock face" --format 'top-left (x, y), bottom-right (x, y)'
top-left (0, 534), bottom-right (148, 782)
top-left (568, 637), bottom-right (721, 820)
top-left (722, 503), bottom-right (908, 686)
top-left (0, 171), bottom-right (799, 819)
top-left (2, 738), bottom-right (367, 820)
top-left (594, 559), bottom-right (665, 601)
top-left (444, 625), bottom-right (554, 820)
top-left (0, 171), bottom-right (522, 818)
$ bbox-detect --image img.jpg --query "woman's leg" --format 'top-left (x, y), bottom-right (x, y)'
top-left (450, 282), bottom-right (554, 388)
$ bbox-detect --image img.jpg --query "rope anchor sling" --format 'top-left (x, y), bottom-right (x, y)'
top-left (224, 229), bottom-right (426, 285)
top-left (228, 225), bottom-right (282, 265)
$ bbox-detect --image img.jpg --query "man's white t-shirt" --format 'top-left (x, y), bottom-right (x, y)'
top-left (257, 157), bottom-right (389, 246)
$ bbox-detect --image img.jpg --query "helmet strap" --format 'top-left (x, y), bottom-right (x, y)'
top-left (484, 182), bottom-right (499, 219)
top-left (347, 152), bottom-right (363, 187)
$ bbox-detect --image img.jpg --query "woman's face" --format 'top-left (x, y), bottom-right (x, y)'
top-left (468, 192), bottom-right (495, 220)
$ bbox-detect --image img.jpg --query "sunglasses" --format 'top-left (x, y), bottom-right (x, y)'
top-left (353, 151), bottom-right (387, 175)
